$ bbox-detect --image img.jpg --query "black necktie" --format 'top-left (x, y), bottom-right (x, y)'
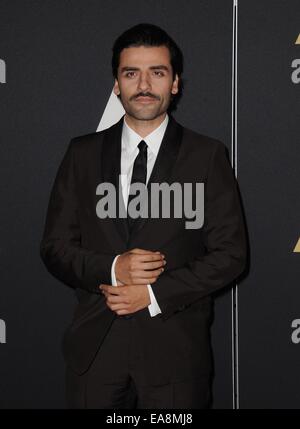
top-left (127, 140), bottom-right (148, 231)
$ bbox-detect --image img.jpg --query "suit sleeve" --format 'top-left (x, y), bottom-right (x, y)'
top-left (40, 138), bottom-right (116, 294)
top-left (151, 141), bottom-right (247, 320)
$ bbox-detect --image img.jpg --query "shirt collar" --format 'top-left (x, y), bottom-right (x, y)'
top-left (122, 113), bottom-right (169, 156)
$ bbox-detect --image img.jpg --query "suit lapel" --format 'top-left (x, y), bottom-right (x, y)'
top-left (100, 115), bottom-right (130, 245)
top-left (99, 113), bottom-right (184, 246)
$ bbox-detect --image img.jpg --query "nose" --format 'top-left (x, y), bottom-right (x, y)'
top-left (137, 72), bottom-right (151, 92)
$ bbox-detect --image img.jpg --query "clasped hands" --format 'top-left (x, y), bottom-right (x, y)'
top-left (99, 248), bottom-right (166, 316)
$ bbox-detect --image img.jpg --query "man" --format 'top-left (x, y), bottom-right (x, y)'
top-left (40, 23), bottom-right (247, 409)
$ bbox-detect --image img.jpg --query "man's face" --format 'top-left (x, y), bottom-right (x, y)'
top-left (113, 45), bottom-right (179, 121)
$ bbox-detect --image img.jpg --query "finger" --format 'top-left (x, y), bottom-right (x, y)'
top-left (132, 268), bottom-right (164, 279)
top-left (107, 295), bottom-right (129, 304)
top-left (130, 277), bottom-right (159, 285)
top-left (110, 303), bottom-right (131, 311)
top-left (115, 309), bottom-right (130, 315)
top-left (140, 260), bottom-right (167, 270)
top-left (134, 253), bottom-right (165, 263)
top-left (100, 285), bottom-right (122, 295)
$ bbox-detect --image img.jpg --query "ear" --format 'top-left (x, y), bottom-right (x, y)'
top-left (171, 73), bottom-right (179, 95)
top-left (113, 78), bottom-right (120, 96)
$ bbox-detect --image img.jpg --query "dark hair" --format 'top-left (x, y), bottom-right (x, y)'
top-left (111, 23), bottom-right (184, 111)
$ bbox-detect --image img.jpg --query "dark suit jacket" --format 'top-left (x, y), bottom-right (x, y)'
top-left (40, 114), bottom-right (247, 385)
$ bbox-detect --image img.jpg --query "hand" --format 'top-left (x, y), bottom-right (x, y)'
top-left (99, 283), bottom-right (151, 315)
top-left (115, 248), bottom-right (166, 285)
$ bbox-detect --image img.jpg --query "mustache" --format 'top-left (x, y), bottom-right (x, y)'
top-left (131, 92), bottom-right (160, 100)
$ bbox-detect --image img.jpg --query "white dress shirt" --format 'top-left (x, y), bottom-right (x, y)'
top-left (110, 113), bottom-right (169, 317)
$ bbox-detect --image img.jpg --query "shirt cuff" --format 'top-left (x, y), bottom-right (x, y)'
top-left (111, 254), bottom-right (120, 286)
top-left (147, 284), bottom-right (162, 317)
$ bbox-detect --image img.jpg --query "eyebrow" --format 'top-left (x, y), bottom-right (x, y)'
top-left (120, 65), bottom-right (170, 73)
